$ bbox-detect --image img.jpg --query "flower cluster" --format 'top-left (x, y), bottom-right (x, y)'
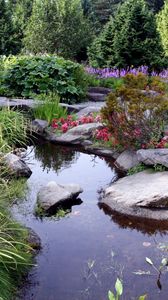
top-left (94, 128), bottom-right (112, 142)
top-left (51, 114), bottom-right (102, 133)
top-left (85, 66), bottom-right (168, 79)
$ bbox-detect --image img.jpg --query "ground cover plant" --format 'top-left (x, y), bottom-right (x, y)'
top-left (1, 55), bottom-right (88, 103)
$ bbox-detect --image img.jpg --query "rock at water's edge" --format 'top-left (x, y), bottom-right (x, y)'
top-left (3, 153), bottom-right (32, 178)
top-left (137, 149), bottom-right (168, 168)
top-left (115, 150), bottom-right (139, 172)
top-left (101, 170), bottom-right (168, 220)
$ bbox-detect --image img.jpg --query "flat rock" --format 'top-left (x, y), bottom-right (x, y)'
top-left (0, 97), bottom-right (42, 110)
top-left (84, 145), bottom-right (119, 159)
top-left (37, 181), bottom-right (83, 211)
top-left (48, 123), bottom-right (104, 145)
top-left (77, 105), bottom-right (104, 118)
top-left (137, 149), bottom-right (168, 168)
top-left (87, 92), bottom-right (106, 102)
top-left (115, 150), bottom-right (139, 172)
top-left (101, 170), bottom-right (168, 220)
top-left (88, 87), bottom-right (112, 95)
top-left (3, 153), bottom-right (32, 178)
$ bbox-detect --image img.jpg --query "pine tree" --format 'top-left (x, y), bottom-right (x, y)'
top-left (88, 0), bottom-right (165, 69)
top-left (157, 0), bottom-right (168, 56)
top-left (0, 0), bottom-right (15, 55)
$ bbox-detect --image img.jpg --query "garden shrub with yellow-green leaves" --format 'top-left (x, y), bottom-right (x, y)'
top-left (101, 73), bottom-right (168, 150)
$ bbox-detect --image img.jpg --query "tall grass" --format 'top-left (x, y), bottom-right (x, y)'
top-left (0, 108), bottom-right (29, 152)
top-left (0, 108), bottom-right (34, 299)
top-left (33, 93), bottom-right (67, 123)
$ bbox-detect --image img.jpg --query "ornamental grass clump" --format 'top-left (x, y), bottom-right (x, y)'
top-left (101, 73), bottom-right (168, 150)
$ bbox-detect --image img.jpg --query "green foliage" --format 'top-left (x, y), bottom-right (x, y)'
top-left (0, 108), bottom-right (28, 151)
top-left (33, 93), bottom-right (67, 124)
top-left (1, 55), bottom-right (88, 103)
top-left (24, 0), bottom-right (93, 60)
top-left (101, 73), bottom-right (168, 149)
top-left (88, 0), bottom-right (165, 69)
top-left (157, 0), bottom-right (168, 57)
top-left (127, 164), bottom-right (147, 175)
top-left (86, 74), bottom-right (123, 89)
top-left (0, 0), bottom-right (16, 55)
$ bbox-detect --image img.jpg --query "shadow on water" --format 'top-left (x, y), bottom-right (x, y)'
top-left (14, 141), bottom-right (168, 300)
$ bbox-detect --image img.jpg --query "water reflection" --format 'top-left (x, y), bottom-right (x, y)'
top-left (99, 203), bottom-right (168, 235)
top-left (33, 141), bottom-right (80, 173)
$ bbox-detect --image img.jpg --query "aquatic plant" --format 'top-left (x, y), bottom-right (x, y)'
top-left (33, 93), bottom-right (67, 124)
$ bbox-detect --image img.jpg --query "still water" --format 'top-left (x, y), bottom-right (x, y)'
top-left (13, 142), bottom-right (168, 300)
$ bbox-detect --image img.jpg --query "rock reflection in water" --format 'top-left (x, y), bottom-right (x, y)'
top-left (99, 203), bottom-right (168, 235)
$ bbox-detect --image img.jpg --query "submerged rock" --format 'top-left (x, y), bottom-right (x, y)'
top-left (115, 150), bottom-right (139, 172)
top-left (3, 153), bottom-right (32, 178)
top-left (37, 181), bottom-right (83, 212)
top-left (101, 170), bottom-right (168, 220)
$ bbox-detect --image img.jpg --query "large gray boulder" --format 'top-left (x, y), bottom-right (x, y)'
top-left (115, 150), bottom-right (139, 172)
top-left (49, 123), bottom-right (104, 145)
top-left (88, 87), bottom-right (112, 95)
top-left (101, 170), bottom-right (168, 220)
top-left (3, 153), bottom-right (32, 178)
top-left (37, 181), bottom-right (83, 211)
top-left (87, 92), bottom-right (107, 102)
top-left (137, 149), bottom-right (168, 168)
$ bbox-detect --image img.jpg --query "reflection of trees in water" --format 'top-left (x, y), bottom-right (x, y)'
top-left (34, 142), bottom-right (80, 173)
top-left (99, 203), bottom-right (168, 236)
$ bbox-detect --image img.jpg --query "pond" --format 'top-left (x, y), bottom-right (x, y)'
top-left (13, 142), bottom-right (168, 300)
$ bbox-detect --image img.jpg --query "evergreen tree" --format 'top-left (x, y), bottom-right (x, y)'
top-left (88, 0), bottom-right (165, 69)
top-left (147, 0), bottom-right (164, 13)
top-left (157, 0), bottom-right (168, 56)
top-left (24, 0), bottom-right (93, 59)
top-left (0, 0), bottom-right (16, 55)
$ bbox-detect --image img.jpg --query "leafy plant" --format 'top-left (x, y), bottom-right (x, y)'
top-left (33, 93), bottom-right (67, 124)
top-left (127, 164), bottom-right (147, 175)
top-left (1, 55), bottom-right (88, 103)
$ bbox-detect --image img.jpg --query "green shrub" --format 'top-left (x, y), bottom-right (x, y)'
top-left (33, 93), bottom-right (67, 123)
top-left (101, 74), bottom-right (168, 150)
top-left (1, 55), bottom-right (88, 104)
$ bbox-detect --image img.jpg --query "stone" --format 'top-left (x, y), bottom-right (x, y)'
top-left (3, 153), bottom-right (32, 178)
top-left (77, 105), bottom-right (104, 118)
top-left (32, 119), bottom-right (49, 134)
top-left (87, 92), bottom-right (107, 102)
top-left (27, 228), bottom-right (41, 254)
top-left (137, 149), bottom-right (168, 168)
top-left (88, 87), bottom-right (112, 95)
top-left (37, 181), bottom-right (83, 211)
top-left (49, 123), bottom-right (104, 145)
top-left (101, 170), bottom-right (168, 220)
top-left (115, 150), bottom-right (139, 172)
top-left (84, 145), bottom-right (120, 159)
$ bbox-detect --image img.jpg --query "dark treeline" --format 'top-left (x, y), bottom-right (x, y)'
top-left (0, 0), bottom-right (167, 68)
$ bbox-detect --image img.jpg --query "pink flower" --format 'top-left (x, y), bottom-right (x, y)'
top-left (61, 123), bottom-right (69, 133)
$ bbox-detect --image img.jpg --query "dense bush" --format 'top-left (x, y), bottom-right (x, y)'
top-left (101, 73), bottom-right (168, 149)
top-left (1, 55), bottom-right (88, 103)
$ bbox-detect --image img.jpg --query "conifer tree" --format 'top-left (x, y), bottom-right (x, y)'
top-left (157, 0), bottom-right (168, 56)
top-left (88, 0), bottom-right (165, 69)
top-left (0, 0), bottom-right (15, 55)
